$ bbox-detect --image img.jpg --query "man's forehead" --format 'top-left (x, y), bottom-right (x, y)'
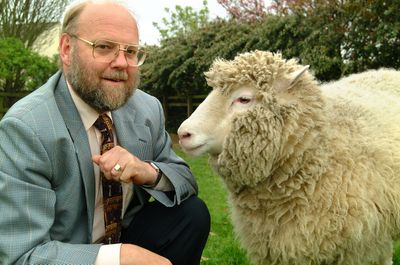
top-left (76, 3), bottom-right (139, 42)
top-left (78, 3), bottom-right (136, 27)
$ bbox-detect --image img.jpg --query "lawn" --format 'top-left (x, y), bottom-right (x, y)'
top-left (175, 149), bottom-right (252, 265)
top-left (174, 148), bottom-right (400, 265)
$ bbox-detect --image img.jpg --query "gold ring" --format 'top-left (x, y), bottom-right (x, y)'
top-left (113, 163), bottom-right (122, 172)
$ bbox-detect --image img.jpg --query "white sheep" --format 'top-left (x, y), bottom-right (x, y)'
top-left (177, 51), bottom-right (400, 265)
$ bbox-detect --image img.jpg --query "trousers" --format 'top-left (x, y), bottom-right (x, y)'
top-left (121, 196), bottom-right (211, 265)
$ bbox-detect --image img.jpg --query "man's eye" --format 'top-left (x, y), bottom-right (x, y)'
top-left (125, 48), bottom-right (138, 55)
top-left (95, 43), bottom-right (114, 50)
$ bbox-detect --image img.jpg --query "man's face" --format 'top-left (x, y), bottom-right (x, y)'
top-left (66, 44), bottom-right (139, 112)
top-left (63, 3), bottom-right (141, 112)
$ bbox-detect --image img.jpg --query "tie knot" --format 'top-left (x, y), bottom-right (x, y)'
top-left (94, 114), bottom-right (114, 142)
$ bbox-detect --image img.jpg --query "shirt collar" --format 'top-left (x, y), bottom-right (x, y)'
top-left (66, 80), bottom-right (112, 131)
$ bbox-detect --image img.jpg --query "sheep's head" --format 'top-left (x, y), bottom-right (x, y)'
top-left (178, 51), bottom-right (321, 188)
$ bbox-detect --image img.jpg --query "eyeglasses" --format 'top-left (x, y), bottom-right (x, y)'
top-left (70, 34), bottom-right (146, 67)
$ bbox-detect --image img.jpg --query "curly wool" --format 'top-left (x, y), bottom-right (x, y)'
top-left (205, 51), bottom-right (301, 96)
top-left (207, 51), bottom-right (400, 265)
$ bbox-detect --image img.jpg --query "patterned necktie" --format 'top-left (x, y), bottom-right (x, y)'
top-left (93, 114), bottom-right (122, 244)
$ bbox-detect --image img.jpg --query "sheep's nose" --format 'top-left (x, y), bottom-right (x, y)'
top-left (178, 130), bottom-right (192, 141)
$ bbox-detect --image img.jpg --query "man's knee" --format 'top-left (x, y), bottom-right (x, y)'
top-left (180, 196), bottom-right (211, 234)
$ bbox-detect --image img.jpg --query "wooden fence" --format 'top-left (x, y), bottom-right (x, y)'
top-left (0, 92), bottom-right (206, 121)
top-left (161, 94), bottom-right (207, 122)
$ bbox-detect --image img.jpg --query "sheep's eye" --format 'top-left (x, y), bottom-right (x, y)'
top-left (236, 97), bottom-right (252, 104)
top-left (230, 89), bottom-right (255, 109)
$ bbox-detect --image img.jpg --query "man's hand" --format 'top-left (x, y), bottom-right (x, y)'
top-left (92, 146), bottom-right (158, 185)
top-left (120, 244), bottom-right (172, 265)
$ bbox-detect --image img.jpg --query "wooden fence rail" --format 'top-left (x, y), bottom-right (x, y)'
top-left (0, 92), bottom-right (206, 120)
top-left (162, 94), bottom-right (207, 122)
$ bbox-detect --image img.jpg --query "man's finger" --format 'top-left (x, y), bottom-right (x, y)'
top-left (92, 154), bottom-right (101, 164)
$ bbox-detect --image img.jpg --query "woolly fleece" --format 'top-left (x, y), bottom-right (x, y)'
top-left (200, 51), bottom-right (400, 264)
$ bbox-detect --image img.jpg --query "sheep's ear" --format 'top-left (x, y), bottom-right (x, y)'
top-left (274, 65), bottom-right (309, 93)
top-left (288, 65), bottom-right (309, 86)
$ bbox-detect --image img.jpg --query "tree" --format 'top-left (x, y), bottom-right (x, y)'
top-left (0, 0), bottom-right (68, 48)
top-left (269, 0), bottom-right (400, 75)
top-left (341, 0), bottom-right (400, 73)
top-left (142, 0), bottom-right (400, 130)
top-left (0, 0), bottom-right (67, 95)
top-left (141, 19), bottom-right (256, 130)
top-left (142, 19), bottom-right (255, 98)
top-left (153, 0), bottom-right (210, 41)
top-left (269, 0), bottom-right (318, 15)
top-left (0, 38), bottom-right (57, 91)
top-left (217, 0), bottom-right (266, 21)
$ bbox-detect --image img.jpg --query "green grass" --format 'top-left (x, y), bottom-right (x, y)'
top-left (394, 242), bottom-right (400, 264)
top-left (175, 148), bottom-right (400, 265)
top-left (175, 149), bottom-right (252, 265)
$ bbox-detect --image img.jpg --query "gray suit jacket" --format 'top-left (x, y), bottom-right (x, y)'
top-left (0, 71), bottom-right (197, 265)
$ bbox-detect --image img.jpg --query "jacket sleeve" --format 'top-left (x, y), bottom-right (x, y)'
top-left (141, 96), bottom-right (198, 207)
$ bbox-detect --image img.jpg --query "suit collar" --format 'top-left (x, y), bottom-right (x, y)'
top-left (112, 92), bottom-right (151, 159)
top-left (53, 72), bottom-right (96, 241)
top-left (112, 98), bottom-right (140, 149)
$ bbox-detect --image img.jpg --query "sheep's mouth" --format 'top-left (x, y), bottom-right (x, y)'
top-left (180, 142), bottom-right (206, 156)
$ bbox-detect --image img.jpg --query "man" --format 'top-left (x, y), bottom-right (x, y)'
top-left (0, 1), bottom-right (210, 265)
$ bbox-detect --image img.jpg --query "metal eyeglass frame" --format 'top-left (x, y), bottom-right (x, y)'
top-left (69, 34), bottom-right (146, 67)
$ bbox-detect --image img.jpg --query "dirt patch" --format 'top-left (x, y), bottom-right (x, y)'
top-left (169, 133), bottom-right (179, 144)
top-left (169, 133), bottom-right (181, 150)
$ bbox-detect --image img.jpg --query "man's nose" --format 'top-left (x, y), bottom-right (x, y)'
top-left (111, 50), bottom-right (129, 68)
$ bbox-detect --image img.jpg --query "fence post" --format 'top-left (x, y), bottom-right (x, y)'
top-left (162, 95), bottom-right (168, 122)
top-left (187, 95), bottom-right (193, 118)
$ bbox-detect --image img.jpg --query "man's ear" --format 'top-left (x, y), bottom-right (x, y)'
top-left (273, 65), bottom-right (310, 93)
top-left (59, 34), bottom-right (72, 66)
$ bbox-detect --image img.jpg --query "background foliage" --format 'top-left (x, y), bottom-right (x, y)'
top-left (0, 0), bottom-right (67, 47)
top-left (141, 0), bottom-right (400, 95)
top-left (139, 0), bottom-right (400, 130)
top-left (0, 0), bottom-right (65, 95)
top-left (1, 0), bottom-right (399, 126)
top-left (153, 0), bottom-right (210, 40)
top-left (0, 38), bottom-right (58, 93)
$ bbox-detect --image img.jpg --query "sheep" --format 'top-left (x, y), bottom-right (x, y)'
top-left (177, 50), bottom-right (400, 265)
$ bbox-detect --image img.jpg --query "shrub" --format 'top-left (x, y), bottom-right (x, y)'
top-left (0, 37), bottom-right (58, 92)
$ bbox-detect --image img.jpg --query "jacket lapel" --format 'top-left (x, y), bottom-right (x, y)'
top-left (53, 73), bottom-right (95, 239)
top-left (112, 103), bottom-right (148, 157)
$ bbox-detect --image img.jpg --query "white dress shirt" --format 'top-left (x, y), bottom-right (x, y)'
top-left (67, 84), bottom-right (124, 265)
top-left (67, 82), bottom-right (173, 265)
